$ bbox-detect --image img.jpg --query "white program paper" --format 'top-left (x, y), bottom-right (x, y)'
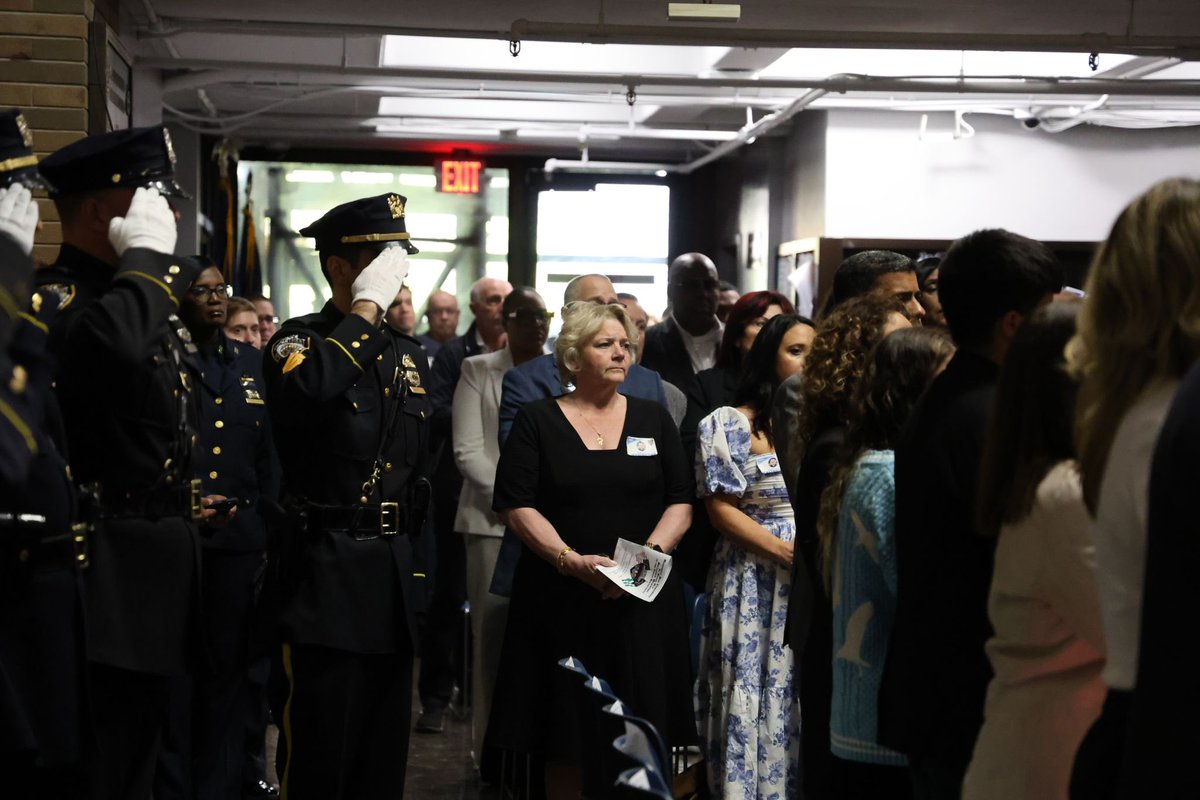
top-left (595, 538), bottom-right (673, 603)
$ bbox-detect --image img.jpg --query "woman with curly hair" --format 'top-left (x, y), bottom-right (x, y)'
top-left (817, 327), bottom-right (954, 797)
top-left (694, 314), bottom-right (812, 799)
top-left (1064, 177), bottom-right (1200, 797)
top-left (783, 294), bottom-right (911, 799)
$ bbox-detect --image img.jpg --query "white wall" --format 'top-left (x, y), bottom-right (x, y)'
top-left (823, 110), bottom-right (1200, 242)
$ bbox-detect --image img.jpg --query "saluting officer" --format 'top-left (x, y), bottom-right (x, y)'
top-left (36, 126), bottom-right (224, 800)
top-left (0, 109), bottom-right (88, 798)
top-left (263, 193), bottom-right (431, 799)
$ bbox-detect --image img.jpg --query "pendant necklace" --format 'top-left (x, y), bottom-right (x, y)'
top-left (571, 398), bottom-right (607, 448)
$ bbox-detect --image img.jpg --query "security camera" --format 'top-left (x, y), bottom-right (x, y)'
top-left (1022, 117), bottom-right (1041, 130)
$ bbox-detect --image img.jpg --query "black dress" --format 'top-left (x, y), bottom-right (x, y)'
top-left (488, 395), bottom-right (695, 762)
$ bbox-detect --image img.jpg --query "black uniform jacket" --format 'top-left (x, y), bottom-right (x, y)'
top-left (0, 240), bottom-right (84, 765)
top-left (263, 301), bottom-right (431, 654)
top-left (188, 335), bottom-right (277, 552)
top-left (38, 243), bottom-right (203, 676)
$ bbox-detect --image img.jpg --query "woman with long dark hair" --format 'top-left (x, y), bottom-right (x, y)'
top-left (817, 327), bottom-right (954, 798)
top-left (963, 302), bottom-right (1105, 800)
top-left (694, 314), bottom-right (810, 799)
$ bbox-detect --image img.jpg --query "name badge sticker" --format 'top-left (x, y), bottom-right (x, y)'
top-left (626, 436), bottom-right (658, 457)
top-left (756, 454), bottom-right (781, 474)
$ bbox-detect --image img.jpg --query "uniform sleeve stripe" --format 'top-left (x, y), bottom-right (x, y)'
top-left (18, 312), bottom-right (47, 334)
top-left (328, 338), bottom-right (364, 371)
top-left (0, 399), bottom-right (38, 455)
top-left (0, 285), bottom-right (18, 320)
top-left (122, 270), bottom-right (180, 305)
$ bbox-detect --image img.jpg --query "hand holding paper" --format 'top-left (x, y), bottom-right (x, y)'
top-left (596, 538), bottom-right (673, 603)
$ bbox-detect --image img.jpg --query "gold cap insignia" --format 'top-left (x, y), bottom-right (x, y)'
top-left (15, 114), bottom-right (32, 148)
top-left (387, 194), bottom-right (406, 220)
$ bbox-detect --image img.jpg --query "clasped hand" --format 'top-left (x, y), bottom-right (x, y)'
top-left (561, 551), bottom-right (624, 600)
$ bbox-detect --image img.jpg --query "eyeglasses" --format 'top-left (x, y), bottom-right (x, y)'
top-left (258, 314), bottom-right (280, 324)
top-left (188, 284), bottom-right (233, 300)
top-left (505, 309), bottom-right (554, 325)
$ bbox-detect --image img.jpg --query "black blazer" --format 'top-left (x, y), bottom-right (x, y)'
top-left (1123, 362), bottom-right (1200, 798)
top-left (878, 350), bottom-right (999, 762)
top-left (641, 317), bottom-right (704, 393)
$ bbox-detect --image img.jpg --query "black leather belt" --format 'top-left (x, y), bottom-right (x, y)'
top-left (301, 502), bottom-right (404, 541)
top-left (100, 479), bottom-right (203, 522)
top-left (0, 514), bottom-right (89, 570)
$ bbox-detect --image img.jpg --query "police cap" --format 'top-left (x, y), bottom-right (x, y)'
top-left (38, 125), bottom-right (190, 199)
top-left (299, 193), bottom-right (420, 255)
top-left (0, 109), bottom-right (49, 191)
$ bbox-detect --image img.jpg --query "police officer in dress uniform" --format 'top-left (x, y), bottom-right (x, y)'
top-left (0, 109), bottom-right (89, 800)
top-left (154, 257), bottom-right (280, 800)
top-left (262, 193), bottom-right (431, 799)
top-left (36, 126), bottom-right (228, 800)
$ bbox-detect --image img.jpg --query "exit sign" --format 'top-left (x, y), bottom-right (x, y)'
top-left (437, 159), bottom-right (484, 194)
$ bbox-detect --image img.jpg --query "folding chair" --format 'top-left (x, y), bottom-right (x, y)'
top-left (602, 701), bottom-right (670, 777)
top-left (612, 766), bottom-right (673, 800)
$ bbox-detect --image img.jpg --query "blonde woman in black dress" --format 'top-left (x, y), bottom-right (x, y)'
top-left (489, 301), bottom-right (695, 800)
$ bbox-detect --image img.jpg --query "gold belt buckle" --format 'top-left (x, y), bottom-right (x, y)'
top-left (71, 522), bottom-right (90, 570)
top-left (380, 501), bottom-right (400, 537)
top-left (189, 479), bottom-right (204, 522)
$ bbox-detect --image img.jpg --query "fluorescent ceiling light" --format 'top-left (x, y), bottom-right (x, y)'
top-left (490, 176), bottom-right (510, 189)
top-left (285, 170), bottom-right (335, 183)
top-left (340, 171), bottom-right (394, 185)
top-left (399, 174), bottom-right (438, 188)
top-left (668, 3), bottom-right (741, 21)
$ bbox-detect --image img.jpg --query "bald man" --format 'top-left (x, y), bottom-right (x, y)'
top-left (641, 252), bottom-right (722, 391)
top-left (417, 290), bottom-right (460, 362)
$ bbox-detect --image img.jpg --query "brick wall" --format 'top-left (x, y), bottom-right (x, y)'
top-left (0, 0), bottom-right (93, 265)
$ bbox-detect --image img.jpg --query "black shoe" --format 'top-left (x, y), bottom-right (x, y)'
top-left (415, 704), bottom-right (445, 733)
top-left (244, 779), bottom-right (280, 799)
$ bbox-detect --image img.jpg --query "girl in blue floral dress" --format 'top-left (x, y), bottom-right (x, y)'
top-left (695, 315), bottom-right (812, 800)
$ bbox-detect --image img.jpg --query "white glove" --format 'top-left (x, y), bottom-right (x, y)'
top-left (0, 184), bottom-right (39, 256)
top-left (351, 246), bottom-right (411, 313)
top-left (108, 186), bottom-right (178, 256)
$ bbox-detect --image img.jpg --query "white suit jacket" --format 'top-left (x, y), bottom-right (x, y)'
top-left (451, 348), bottom-right (513, 537)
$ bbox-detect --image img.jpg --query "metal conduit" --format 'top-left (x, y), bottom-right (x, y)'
top-left (146, 58), bottom-right (1200, 98)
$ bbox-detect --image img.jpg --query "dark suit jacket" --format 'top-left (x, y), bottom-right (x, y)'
top-left (675, 365), bottom-right (738, 591)
top-left (1123, 362), bottom-right (1200, 798)
top-left (496, 353), bottom-right (667, 446)
top-left (428, 322), bottom-right (486, 506)
top-left (641, 317), bottom-right (715, 392)
top-left (878, 350), bottom-right (999, 762)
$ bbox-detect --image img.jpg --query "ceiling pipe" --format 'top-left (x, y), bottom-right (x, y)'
top-left (676, 88), bottom-right (827, 174)
top-left (507, 18), bottom-right (1200, 57)
top-left (148, 58), bottom-right (1200, 98)
top-left (134, 15), bottom-right (1200, 58)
